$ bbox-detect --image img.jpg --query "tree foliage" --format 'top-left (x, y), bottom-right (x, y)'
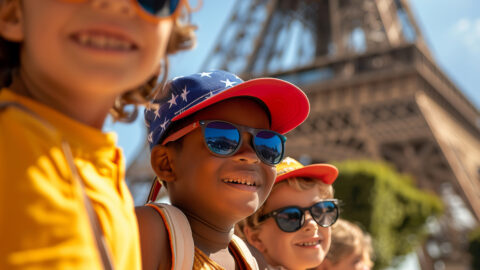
top-left (332, 160), bottom-right (444, 269)
top-left (468, 227), bottom-right (480, 269)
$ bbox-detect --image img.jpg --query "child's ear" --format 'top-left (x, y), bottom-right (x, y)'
top-left (150, 145), bottom-right (176, 182)
top-left (0, 0), bottom-right (23, 42)
top-left (244, 226), bottom-right (267, 253)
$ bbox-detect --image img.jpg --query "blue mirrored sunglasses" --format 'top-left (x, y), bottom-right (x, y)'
top-left (162, 120), bottom-right (287, 166)
top-left (60, 0), bottom-right (183, 22)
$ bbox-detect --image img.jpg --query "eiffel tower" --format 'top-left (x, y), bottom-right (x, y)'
top-left (127, 0), bottom-right (480, 268)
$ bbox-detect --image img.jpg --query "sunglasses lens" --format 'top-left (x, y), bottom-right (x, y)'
top-left (254, 131), bottom-right (284, 165)
top-left (311, 201), bottom-right (338, 227)
top-left (276, 207), bottom-right (303, 232)
top-left (204, 121), bottom-right (240, 156)
top-left (137, 0), bottom-right (179, 17)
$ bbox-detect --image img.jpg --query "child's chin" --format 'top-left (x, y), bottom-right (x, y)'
top-left (230, 199), bottom-right (261, 219)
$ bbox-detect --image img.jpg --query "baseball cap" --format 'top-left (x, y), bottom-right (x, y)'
top-left (144, 70), bottom-right (310, 149)
top-left (276, 157), bottom-right (338, 184)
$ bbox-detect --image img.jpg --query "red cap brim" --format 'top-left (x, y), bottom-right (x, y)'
top-left (171, 78), bottom-right (309, 134)
top-left (276, 164), bottom-right (339, 185)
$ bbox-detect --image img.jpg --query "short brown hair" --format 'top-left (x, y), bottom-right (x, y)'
top-left (235, 177), bottom-right (334, 239)
top-left (0, 2), bottom-right (197, 122)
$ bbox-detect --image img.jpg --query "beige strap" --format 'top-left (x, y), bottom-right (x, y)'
top-left (0, 102), bottom-right (115, 270)
top-left (147, 203), bottom-right (195, 270)
top-left (231, 235), bottom-right (259, 270)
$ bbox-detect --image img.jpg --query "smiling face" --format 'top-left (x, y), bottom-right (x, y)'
top-left (162, 98), bottom-right (276, 227)
top-left (254, 182), bottom-right (332, 270)
top-left (17, 0), bottom-right (172, 97)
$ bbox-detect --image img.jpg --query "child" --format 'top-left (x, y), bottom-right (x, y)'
top-left (237, 157), bottom-right (340, 270)
top-left (0, 0), bottom-right (195, 269)
top-left (315, 219), bottom-right (374, 270)
top-left (136, 70), bottom-right (310, 269)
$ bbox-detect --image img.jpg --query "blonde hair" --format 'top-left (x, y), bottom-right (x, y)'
top-left (235, 177), bottom-right (333, 239)
top-left (0, 0), bottom-right (197, 123)
top-left (325, 219), bottom-right (374, 265)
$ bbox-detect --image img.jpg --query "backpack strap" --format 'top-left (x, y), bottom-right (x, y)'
top-left (146, 203), bottom-right (194, 270)
top-left (231, 234), bottom-right (259, 270)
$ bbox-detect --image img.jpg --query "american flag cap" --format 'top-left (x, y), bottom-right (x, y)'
top-left (275, 157), bottom-right (338, 185)
top-left (144, 70), bottom-right (310, 150)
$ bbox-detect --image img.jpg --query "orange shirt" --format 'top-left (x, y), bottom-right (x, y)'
top-left (0, 89), bottom-right (141, 269)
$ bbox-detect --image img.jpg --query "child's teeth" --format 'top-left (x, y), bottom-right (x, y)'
top-left (107, 37), bottom-right (120, 48)
top-left (299, 241), bottom-right (319, 246)
top-left (92, 35), bottom-right (107, 48)
top-left (223, 178), bottom-right (255, 186)
top-left (119, 40), bottom-right (132, 50)
top-left (79, 33), bottom-right (89, 45)
top-left (75, 33), bottom-right (134, 50)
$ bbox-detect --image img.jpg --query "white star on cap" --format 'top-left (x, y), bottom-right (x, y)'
top-left (181, 86), bottom-right (189, 102)
top-left (151, 104), bottom-right (161, 120)
top-left (220, 79), bottom-right (237, 88)
top-left (160, 118), bottom-right (169, 131)
top-left (199, 72), bottom-right (212, 78)
top-left (167, 93), bottom-right (178, 108)
top-left (147, 132), bottom-right (153, 143)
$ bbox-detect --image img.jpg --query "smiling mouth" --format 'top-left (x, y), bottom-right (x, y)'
top-left (70, 31), bottom-right (138, 52)
top-left (296, 240), bottom-right (322, 247)
top-left (222, 177), bottom-right (257, 187)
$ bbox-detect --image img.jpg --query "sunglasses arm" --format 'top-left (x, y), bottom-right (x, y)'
top-left (161, 121), bottom-right (200, 145)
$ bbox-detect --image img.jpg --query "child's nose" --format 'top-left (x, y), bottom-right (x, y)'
top-left (302, 211), bottom-right (319, 231)
top-left (91, 0), bottom-right (136, 18)
top-left (233, 132), bottom-right (260, 164)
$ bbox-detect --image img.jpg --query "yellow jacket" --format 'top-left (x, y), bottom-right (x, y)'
top-left (0, 89), bottom-right (141, 269)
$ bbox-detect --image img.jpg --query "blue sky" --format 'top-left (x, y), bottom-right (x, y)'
top-left (106, 0), bottom-right (480, 167)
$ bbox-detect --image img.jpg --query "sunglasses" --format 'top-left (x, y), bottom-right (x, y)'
top-left (61, 0), bottom-right (184, 23)
top-left (258, 200), bottom-right (339, 232)
top-left (162, 120), bottom-right (287, 166)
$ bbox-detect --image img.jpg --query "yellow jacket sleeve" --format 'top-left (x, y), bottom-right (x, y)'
top-left (0, 105), bottom-right (102, 269)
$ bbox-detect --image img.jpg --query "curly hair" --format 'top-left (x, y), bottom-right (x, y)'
top-left (0, 1), bottom-right (197, 123)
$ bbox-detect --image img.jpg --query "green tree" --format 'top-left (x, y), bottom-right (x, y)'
top-left (332, 160), bottom-right (444, 269)
top-left (468, 227), bottom-right (480, 269)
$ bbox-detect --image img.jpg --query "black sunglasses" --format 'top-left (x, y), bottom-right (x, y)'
top-left (258, 200), bottom-right (339, 232)
top-left (162, 120), bottom-right (287, 166)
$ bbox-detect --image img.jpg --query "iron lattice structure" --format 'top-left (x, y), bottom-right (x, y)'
top-left (128, 0), bottom-right (480, 268)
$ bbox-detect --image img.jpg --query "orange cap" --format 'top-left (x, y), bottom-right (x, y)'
top-left (276, 157), bottom-right (338, 184)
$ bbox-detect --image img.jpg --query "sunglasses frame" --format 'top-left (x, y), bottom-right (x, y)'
top-left (258, 199), bottom-right (340, 232)
top-left (60, 0), bottom-right (185, 23)
top-left (161, 120), bottom-right (287, 165)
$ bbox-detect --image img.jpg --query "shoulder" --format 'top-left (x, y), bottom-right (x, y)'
top-left (231, 235), bottom-right (261, 270)
top-left (135, 205), bottom-right (171, 270)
